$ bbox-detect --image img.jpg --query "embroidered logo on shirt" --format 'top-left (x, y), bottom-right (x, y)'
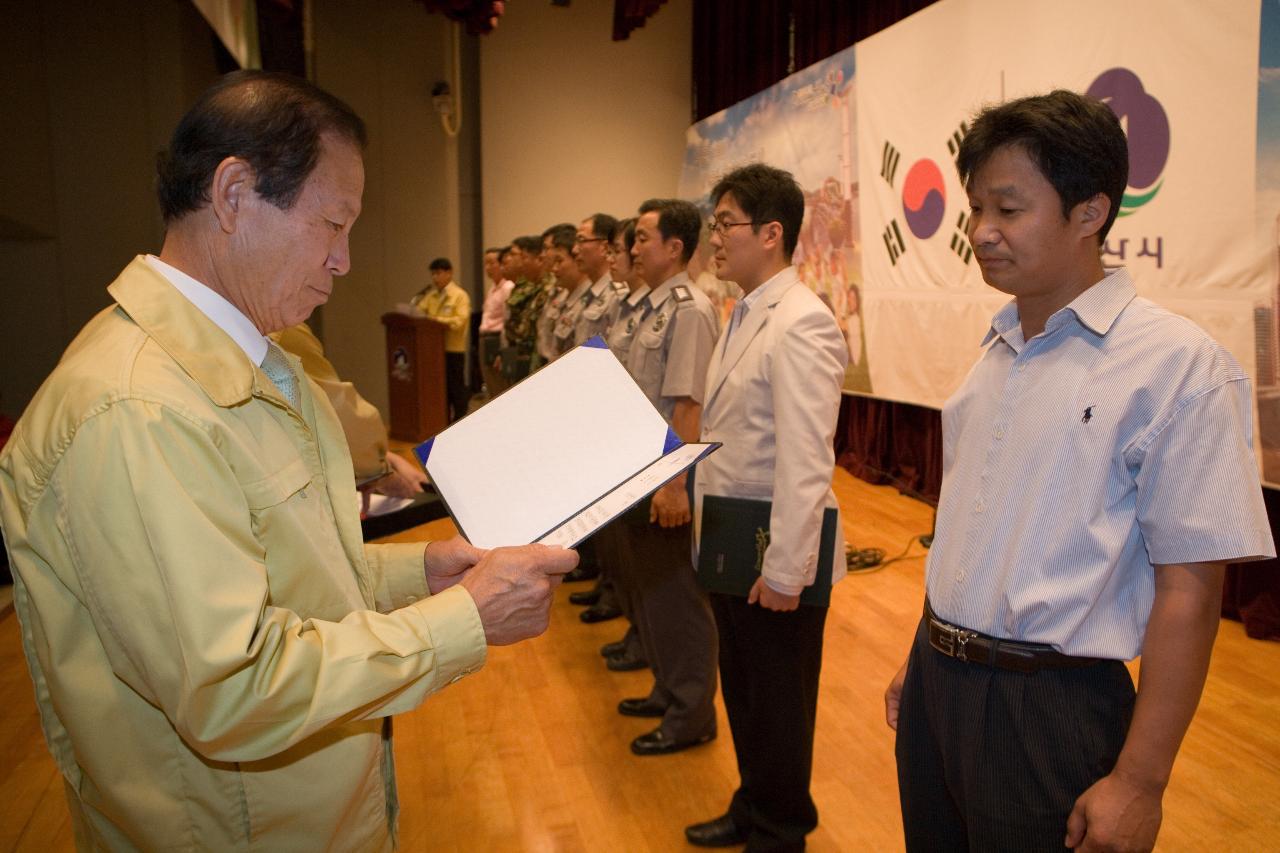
top-left (652, 312), bottom-right (667, 332)
top-left (1082, 406), bottom-right (1094, 424)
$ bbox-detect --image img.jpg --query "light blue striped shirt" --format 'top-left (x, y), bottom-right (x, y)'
top-left (926, 267), bottom-right (1274, 658)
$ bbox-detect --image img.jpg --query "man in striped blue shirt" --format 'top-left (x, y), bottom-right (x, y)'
top-left (885, 90), bottom-right (1274, 852)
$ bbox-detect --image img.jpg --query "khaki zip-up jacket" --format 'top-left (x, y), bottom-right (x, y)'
top-left (0, 257), bottom-right (486, 850)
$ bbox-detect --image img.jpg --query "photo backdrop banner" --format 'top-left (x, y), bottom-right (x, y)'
top-left (680, 0), bottom-right (1276, 483)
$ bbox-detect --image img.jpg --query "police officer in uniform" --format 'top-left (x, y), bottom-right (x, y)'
top-left (615, 198), bottom-right (720, 755)
top-left (590, 217), bottom-right (653, 659)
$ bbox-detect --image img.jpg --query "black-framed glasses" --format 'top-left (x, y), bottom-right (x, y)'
top-left (707, 218), bottom-right (756, 236)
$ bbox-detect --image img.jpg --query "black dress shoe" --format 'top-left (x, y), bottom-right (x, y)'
top-left (605, 650), bottom-right (648, 672)
top-left (568, 588), bottom-right (601, 606)
top-left (579, 603), bottom-right (621, 623)
top-left (685, 814), bottom-right (749, 847)
top-left (600, 638), bottom-right (628, 657)
top-left (563, 564), bottom-right (600, 583)
top-left (617, 696), bottom-right (667, 717)
top-left (630, 727), bottom-right (715, 756)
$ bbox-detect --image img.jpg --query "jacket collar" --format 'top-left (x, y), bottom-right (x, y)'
top-left (107, 256), bottom-right (269, 408)
top-left (704, 266), bottom-right (800, 411)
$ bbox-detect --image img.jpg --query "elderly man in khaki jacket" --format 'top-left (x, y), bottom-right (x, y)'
top-left (0, 71), bottom-right (575, 851)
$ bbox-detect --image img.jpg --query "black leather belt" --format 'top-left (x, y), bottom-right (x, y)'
top-left (925, 601), bottom-right (1105, 674)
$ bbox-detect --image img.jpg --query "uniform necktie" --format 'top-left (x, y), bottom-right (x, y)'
top-left (261, 341), bottom-right (300, 409)
top-left (724, 299), bottom-right (750, 345)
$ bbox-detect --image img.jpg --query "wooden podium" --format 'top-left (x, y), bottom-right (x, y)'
top-left (381, 312), bottom-right (448, 442)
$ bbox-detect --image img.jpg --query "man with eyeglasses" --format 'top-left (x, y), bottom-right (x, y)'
top-left (614, 198), bottom-right (721, 756)
top-left (571, 213), bottom-right (628, 346)
top-left (684, 164), bottom-right (848, 851)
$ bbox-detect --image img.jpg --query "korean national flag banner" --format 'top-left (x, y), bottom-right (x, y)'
top-left (856, 0), bottom-right (1262, 410)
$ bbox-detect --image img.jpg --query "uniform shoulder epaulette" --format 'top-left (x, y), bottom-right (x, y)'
top-left (672, 284), bottom-right (694, 303)
top-left (610, 280), bottom-right (629, 295)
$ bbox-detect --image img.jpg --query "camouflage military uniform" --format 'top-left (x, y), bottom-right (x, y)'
top-left (500, 276), bottom-right (550, 381)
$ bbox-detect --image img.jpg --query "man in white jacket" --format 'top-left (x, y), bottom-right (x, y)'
top-left (686, 163), bottom-right (848, 851)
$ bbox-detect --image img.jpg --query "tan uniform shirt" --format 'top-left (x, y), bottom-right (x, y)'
top-left (415, 280), bottom-right (471, 353)
top-left (552, 277), bottom-right (592, 356)
top-left (605, 283), bottom-right (651, 367)
top-left (0, 258), bottom-right (487, 851)
top-left (536, 283), bottom-right (570, 364)
top-left (625, 271), bottom-right (720, 421)
top-left (573, 273), bottom-right (624, 346)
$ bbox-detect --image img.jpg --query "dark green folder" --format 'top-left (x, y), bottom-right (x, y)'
top-left (696, 495), bottom-right (837, 607)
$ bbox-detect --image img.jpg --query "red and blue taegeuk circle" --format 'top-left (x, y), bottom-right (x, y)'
top-left (902, 158), bottom-right (946, 240)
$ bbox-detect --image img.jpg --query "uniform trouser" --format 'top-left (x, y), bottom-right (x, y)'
top-left (711, 593), bottom-right (827, 852)
top-left (895, 617), bottom-right (1135, 853)
top-left (615, 510), bottom-right (717, 741)
top-left (444, 352), bottom-right (469, 422)
top-left (479, 332), bottom-right (503, 396)
top-left (588, 524), bottom-right (624, 615)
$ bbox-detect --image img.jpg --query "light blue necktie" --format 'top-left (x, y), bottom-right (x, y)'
top-left (261, 341), bottom-right (300, 409)
top-left (724, 299), bottom-right (750, 346)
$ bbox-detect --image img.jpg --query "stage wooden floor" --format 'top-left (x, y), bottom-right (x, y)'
top-left (2, 468), bottom-right (1279, 851)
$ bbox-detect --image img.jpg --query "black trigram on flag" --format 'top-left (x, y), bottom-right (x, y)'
top-left (949, 211), bottom-right (973, 264)
top-left (880, 140), bottom-right (901, 186)
top-left (883, 219), bottom-right (907, 265)
top-left (945, 121), bottom-right (969, 162)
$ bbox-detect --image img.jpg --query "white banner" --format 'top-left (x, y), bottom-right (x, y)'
top-left (856, 0), bottom-right (1263, 409)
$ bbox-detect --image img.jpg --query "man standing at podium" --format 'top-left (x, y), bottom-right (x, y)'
top-left (415, 256), bottom-right (472, 422)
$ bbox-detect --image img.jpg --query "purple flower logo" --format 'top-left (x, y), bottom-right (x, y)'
top-left (1086, 68), bottom-right (1170, 217)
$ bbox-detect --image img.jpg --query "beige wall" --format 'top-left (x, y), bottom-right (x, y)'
top-left (479, 0), bottom-right (692, 246)
top-left (310, 0), bottom-right (472, 415)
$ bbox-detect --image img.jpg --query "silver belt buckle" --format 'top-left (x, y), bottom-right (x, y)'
top-left (932, 618), bottom-right (977, 662)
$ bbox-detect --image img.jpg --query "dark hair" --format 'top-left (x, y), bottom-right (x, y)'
top-left (156, 70), bottom-right (366, 224)
top-left (612, 216), bottom-right (638, 254)
top-left (956, 90), bottom-right (1128, 243)
top-left (638, 198), bottom-right (700, 262)
top-left (429, 257), bottom-right (452, 271)
top-left (495, 245), bottom-right (512, 262)
top-left (710, 163), bottom-right (805, 259)
top-left (585, 213), bottom-right (618, 241)
top-left (484, 246), bottom-right (503, 256)
top-left (542, 223), bottom-right (576, 252)
top-left (513, 235), bottom-right (542, 254)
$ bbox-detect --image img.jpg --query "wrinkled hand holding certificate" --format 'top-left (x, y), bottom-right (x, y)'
top-left (414, 337), bottom-right (719, 549)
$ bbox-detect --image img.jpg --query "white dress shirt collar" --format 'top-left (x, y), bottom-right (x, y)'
top-left (145, 255), bottom-right (269, 365)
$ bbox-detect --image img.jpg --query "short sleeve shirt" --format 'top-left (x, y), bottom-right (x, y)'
top-left (626, 271), bottom-right (720, 420)
top-left (926, 267), bottom-right (1274, 658)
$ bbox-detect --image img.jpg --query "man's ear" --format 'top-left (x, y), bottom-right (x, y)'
top-left (1075, 192), bottom-right (1111, 241)
top-left (210, 156), bottom-right (255, 234)
top-left (760, 220), bottom-right (784, 252)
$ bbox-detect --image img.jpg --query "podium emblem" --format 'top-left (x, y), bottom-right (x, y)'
top-left (391, 346), bottom-right (412, 382)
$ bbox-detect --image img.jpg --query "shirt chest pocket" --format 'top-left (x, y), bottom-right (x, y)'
top-left (581, 301), bottom-right (608, 323)
top-left (239, 455), bottom-right (362, 615)
top-left (633, 327), bottom-right (668, 392)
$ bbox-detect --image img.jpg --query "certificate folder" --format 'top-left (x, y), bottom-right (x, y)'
top-left (696, 495), bottom-right (837, 607)
top-left (414, 337), bottom-right (720, 549)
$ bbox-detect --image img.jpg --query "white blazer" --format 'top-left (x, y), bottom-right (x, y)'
top-left (694, 266), bottom-right (849, 591)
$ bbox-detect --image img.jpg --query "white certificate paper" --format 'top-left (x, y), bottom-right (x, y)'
top-left (415, 339), bottom-right (720, 549)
